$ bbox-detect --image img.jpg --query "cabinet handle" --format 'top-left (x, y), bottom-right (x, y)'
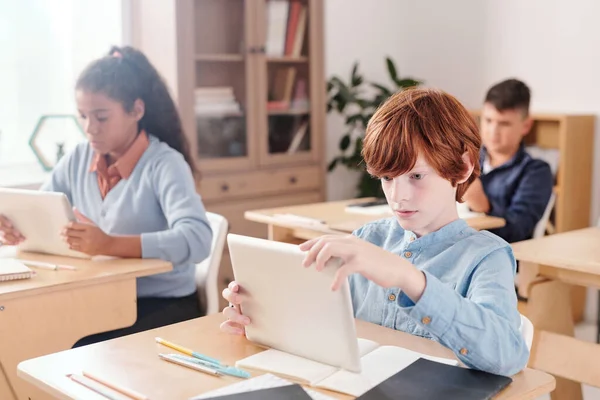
top-left (221, 184), bottom-right (229, 192)
top-left (289, 176), bottom-right (297, 184)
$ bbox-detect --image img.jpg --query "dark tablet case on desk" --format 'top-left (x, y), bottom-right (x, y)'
top-left (357, 358), bottom-right (513, 400)
top-left (204, 384), bottom-right (312, 400)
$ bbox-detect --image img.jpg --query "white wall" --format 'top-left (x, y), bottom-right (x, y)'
top-left (325, 0), bottom-right (600, 321)
top-left (324, 0), bottom-right (486, 200)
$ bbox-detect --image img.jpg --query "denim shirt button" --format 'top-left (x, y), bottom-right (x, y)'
top-left (403, 251), bottom-right (412, 258)
top-left (388, 294), bottom-right (396, 302)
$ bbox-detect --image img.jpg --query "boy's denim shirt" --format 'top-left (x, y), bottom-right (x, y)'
top-left (350, 217), bottom-right (529, 376)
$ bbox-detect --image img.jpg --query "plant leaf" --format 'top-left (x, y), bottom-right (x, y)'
top-left (371, 83), bottom-right (393, 97)
top-left (327, 158), bottom-right (338, 172)
top-left (351, 63), bottom-right (363, 87)
top-left (386, 57), bottom-right (398, 82)
top-left (395, 78), bottom-right (422, 88)
top-left (327, 81), bottom-right (334, 92)
top-left (345, 114), bottom-right (362, 125)
top-left (340, 134), bottom-right (351, 151)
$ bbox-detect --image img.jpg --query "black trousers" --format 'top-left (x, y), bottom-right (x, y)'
top-left (73, 292), bottom-right (203, 347)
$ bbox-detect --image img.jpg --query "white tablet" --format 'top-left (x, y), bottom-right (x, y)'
top-left (0, 188), bottom-right (90, 259)
top-left (227, 233), bottom-right (361, 372)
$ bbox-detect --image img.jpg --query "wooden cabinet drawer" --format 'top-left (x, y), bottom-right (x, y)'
top-left (200, 166), bottom-right (321, 202)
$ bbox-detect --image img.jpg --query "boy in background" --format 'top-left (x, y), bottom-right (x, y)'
top-left (463, 79), bottom-right (553, 243)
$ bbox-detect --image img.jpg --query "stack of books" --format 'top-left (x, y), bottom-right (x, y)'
top-left (194, 87), bottom-right (241, 117)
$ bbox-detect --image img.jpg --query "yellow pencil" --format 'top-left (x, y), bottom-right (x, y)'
top-left (155, 337), bottom-right (221, 365)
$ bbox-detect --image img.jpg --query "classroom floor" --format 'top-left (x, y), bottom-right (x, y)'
top-left (535, 320), bottom-right (600, 400)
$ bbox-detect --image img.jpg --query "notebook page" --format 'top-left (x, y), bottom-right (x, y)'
top-left (315, 345), bottom-right (457, 397)
top-left (357, 338), bottom-right (380, 356)
top-left (235, 349), bottom-right (338, 385)
top-left (190, 373), bottom-right (334, 400)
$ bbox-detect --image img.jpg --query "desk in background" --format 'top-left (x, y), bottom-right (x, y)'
top-left (512, 227), bottom-right (600, 400)
top-left (0, 248), bottom-right (171, 400)
top-left (245, 198), bottom-right (506, 243)
top-left (18, 314), bottom-right (554, 400)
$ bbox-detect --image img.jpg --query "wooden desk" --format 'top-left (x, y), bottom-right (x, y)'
top-left (245, 198), bottom-right (506, 242)
top-left (0, 248), bottom-right (171, 400)
top-left (512, 227), bottom-right (600, 400)
top-left (18, 314), bottom-right (554, 400)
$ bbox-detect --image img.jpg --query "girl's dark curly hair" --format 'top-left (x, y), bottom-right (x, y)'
top-left (75, 45), bottom-right (198, 179)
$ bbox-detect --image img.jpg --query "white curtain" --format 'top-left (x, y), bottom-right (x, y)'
top-left (0, 0), bottom-right (123, 166)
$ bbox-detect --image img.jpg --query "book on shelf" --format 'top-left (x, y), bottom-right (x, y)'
top-left (235, 338), bottom-right (458, 397)
top-left (195, 86), bottom-right (241, 116)
top-left (266, 0), bottom-right (307, 57)
top-left (271, 67), bottom-right (297, 104)
top-left (265, 0), bottom-right (289, 56)
top-left (287, 120), bottom-right (308, 153)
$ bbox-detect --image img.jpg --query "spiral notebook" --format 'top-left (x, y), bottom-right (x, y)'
top-left (0, 259), bottom-right (33, 282)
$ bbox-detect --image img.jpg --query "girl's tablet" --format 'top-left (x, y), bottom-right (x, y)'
top-left (227, 233), bottom-right (361, 372)
top-left (0, 188), bottom-right (90, 259)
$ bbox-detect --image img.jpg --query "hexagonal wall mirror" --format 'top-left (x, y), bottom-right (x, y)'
top-left (29, 114), bottom-right (86, 171)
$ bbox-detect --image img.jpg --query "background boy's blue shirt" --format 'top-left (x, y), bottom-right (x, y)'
top-left (479, 144), bottom-right (553, 243)
top-left (350, 217), bottom-right (529, 376)
top-left (40, 135), bottom-right (213, 298)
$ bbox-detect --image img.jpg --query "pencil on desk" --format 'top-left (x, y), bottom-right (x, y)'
top-left (159, 353), bottom-right (222, 376)
top-left (19, 259), bottom-right (77, 271)
top-left (155, 337), bottom-right (221, 365)
top-left (82, 371), bottom-right (149, 400)
top-left (68, 374), bottom-right (129, 400)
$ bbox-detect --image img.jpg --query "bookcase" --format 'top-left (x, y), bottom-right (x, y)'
top-left (130, 0), bottom-right (326, 309)
top-left (471, 110), bottom-right (595, 322)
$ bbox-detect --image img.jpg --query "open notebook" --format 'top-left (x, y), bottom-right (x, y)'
top-left (235, 338), bottom-right (458, 397)
top-left (0, 258), bottom-right (33, 282)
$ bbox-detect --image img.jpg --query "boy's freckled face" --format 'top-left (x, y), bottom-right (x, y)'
top-left (380, 155), bottom-right (459, 237)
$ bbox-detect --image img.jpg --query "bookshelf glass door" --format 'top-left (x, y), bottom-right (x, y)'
top-left (257, 0), bottom-right (317, 166)
top-left (193, 0), bottom-right (256, 171)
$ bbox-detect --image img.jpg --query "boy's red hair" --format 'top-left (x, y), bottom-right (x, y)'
top-left (362, 88), bottom-right (481, 201)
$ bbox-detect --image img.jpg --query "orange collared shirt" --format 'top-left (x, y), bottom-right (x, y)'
top-left (89, 131), bottom-right (150, 199)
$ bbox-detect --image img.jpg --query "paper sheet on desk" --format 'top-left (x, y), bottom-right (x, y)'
top-left (190, 373), bottom-right (335, 400)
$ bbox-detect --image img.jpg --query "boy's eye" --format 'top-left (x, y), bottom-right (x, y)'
top-left (97, 117), bottom-right (108, 122)
top-left (381, 176), bottom-right (392, 182)
top-left (410, 173), bottom-right (424, 180)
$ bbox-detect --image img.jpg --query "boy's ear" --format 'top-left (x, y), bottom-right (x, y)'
top-left (457, 152), bottom-right (475, 184)
top-left (522, 116), bottom-right (533, 137)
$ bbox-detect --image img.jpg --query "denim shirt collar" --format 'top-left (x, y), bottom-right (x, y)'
top-left (403, 218), bottom-right (468, 249)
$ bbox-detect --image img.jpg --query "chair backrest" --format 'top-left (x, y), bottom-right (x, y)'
top-left (532, 192), bottom-right (556, 239)
top-left (195, 212), bottom-right (228, 315)
top-left (520, 313), bottom-right (534, 351)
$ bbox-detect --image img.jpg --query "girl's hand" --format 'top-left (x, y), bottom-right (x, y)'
top-left (62, 221), bottom-right (113, 256)
top-left (299, 235), bottom-right (426, 301)
top-left (0, 214), bottom-right (25, 245)
top-left (220, 281), bottom-right (251, 335)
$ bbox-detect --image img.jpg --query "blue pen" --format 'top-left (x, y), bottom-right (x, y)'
top-left (170, 354), bottom-right (251, 379)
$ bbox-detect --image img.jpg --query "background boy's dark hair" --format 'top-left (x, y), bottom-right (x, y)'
top-left (484, 78), bottom-right (531, 117)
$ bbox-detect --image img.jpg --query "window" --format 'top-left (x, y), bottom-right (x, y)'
top-left (0, 0), bottom-right (123, 168)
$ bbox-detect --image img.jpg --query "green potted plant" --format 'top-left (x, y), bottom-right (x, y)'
top-left (326, 57), bottom-right (422, 198)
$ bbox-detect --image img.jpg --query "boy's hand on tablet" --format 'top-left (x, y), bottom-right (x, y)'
top-left (300, 235), bottom-right (427, 302)
top-left (0, 214), bottom-right (25, 245)
top-left (220, 281), bottom-right (251, 335)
